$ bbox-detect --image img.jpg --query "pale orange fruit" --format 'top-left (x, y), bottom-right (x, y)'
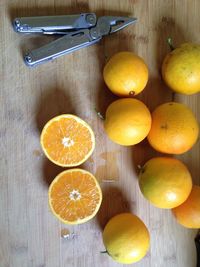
top-left (48, 169), bottom-right (102, 224)
top-left (103, 51), bottom-right (149, 96)
top-left (104, 98), bottom-right (151, 146)
top-left (139, 157), bottom-right (192, 209)
top-left (147, 102), bottom-right (199, 154)
top-left (103, 213), bottom-right (150, 264)
top-left (40, 114), bottom-right (95, 167)
top-left (172, 185), bottom-right (200, 228)
top-left (162, 43), bottom-right (200, 95)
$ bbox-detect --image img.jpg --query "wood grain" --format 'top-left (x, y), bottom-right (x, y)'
top-left (0, 1), bottom-right (199, 267)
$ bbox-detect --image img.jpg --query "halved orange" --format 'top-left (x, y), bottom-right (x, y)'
top-left (40, 114), bottom-right (95, 167)
top-left (48, 169), bottom-right (102, 224)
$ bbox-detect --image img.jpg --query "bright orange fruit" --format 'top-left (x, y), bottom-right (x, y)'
top-left (48, 169), bottom-right (102, 224)
top-left (172, 185), bottom-right (200, 229)
top-left (147, 102), bottom-right (199, 154)
top-left (104, 98), bottom-right (151, 146)
top-left (103, 51), bottom-right (148, 97)
top-left (40, 114), bottom-right (95, 167)
top-left (139, 157), bottom-right (192, 209)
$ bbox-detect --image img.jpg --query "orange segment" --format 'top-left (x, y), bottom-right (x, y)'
top-left (40, 114), bottom-right (95, 167)
top-left (48, 169), bottom-right (102, 224)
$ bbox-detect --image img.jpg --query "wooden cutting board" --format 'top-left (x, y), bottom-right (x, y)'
top-left (0, 0), bottom-right (199, 266)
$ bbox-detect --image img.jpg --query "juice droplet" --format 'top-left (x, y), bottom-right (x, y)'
top-left (96, 151), bottom-right (120, 182)
top-left (61, 228), bottom-right (70, 239)
top-left (33, 149), bottom-right (43, 157)
top-left (88, 157), bottom-right (94, 163)
top-left (61, 228), bottom-right (76, 239)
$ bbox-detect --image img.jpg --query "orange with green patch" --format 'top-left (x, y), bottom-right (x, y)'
top-left (139, 157), bottom-right (192, 209)
top-left (103, 213), bottom-right (150, 264)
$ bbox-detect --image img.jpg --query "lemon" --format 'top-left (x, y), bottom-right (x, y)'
top-left (162, 43), bottom-right (200, 94)
top-left (103, 213), bottom-right (150, 264)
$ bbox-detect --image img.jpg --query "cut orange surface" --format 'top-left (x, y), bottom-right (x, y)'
top-left (48, 169), bottom-right (102, 224)
top-left (40, 114), bottom-right (95, 167)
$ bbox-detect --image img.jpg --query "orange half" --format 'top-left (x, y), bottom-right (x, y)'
top-left (40, 114), bottom-right (95, 167)
top-left (48, 169), bottom-right (102, 224)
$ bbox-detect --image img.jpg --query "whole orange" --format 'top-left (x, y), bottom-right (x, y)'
top-left (103, 51), bottom-right (148, 96)
top-left (104, 98), bottom-right (151, 146)
top-left (172, 185), bottom-right (200, 229)
top-left (162, 43), bottom-right (200, 95)
top-left (139, 157), bottom-right (192, 209)
top-left (103, 213), bottom-right (150, 264)
top-left (147, 102), bottom-right (199, 154)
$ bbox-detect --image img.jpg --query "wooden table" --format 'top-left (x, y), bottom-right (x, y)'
top-left (1, 1), bottom-right (199, 266)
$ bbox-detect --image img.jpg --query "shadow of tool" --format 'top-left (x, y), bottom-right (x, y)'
top-left (8, 2), bottom-right (90, 20)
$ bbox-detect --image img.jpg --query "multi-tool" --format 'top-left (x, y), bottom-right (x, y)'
top-left (13, 13), bottom-right (137, 67)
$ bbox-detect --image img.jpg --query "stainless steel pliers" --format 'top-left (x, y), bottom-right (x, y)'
top-left (13, 13), bottom-right (137, 67)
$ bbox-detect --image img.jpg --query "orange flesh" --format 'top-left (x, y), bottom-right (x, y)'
top-left (41, 116), bottom-right (94, 166)
top-left (49, 170), bottom-right (102, 223)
